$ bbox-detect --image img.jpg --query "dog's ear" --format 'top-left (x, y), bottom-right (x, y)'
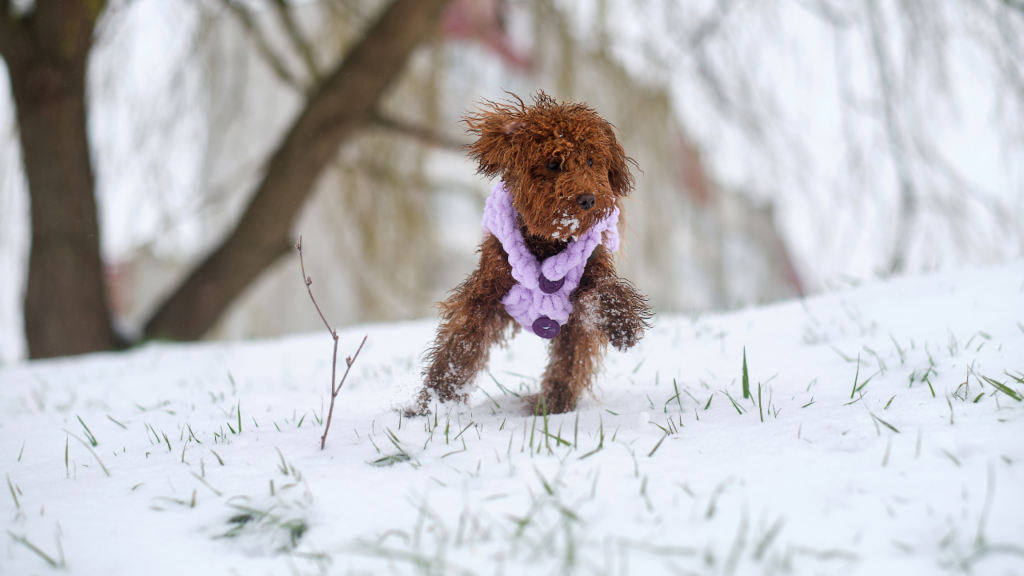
top-left (603, 123), bottom-right (636, 197)
top-left (462, 99), bottom-right (527, 179)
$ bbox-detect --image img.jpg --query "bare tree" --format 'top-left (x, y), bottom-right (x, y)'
top-left (1, 0), bottom-right (451, 357)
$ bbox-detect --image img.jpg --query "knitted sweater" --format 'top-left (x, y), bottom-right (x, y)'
top-left (481, 181), bottom-right (620, 339)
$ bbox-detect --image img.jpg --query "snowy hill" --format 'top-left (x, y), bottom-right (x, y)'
top-left (1, 263), bottom-right (1023, 575)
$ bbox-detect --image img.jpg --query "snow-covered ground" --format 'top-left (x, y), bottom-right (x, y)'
top-left (1, 263), bottom-right (1022, 575)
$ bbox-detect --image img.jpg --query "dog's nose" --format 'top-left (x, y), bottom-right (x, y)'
top-left (576, 194), bottom-right (596, 210)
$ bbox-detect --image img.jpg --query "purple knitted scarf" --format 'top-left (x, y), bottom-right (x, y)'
top-left (482, 181), bottom-right (620, 339)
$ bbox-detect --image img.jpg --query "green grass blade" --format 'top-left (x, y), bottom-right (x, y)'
top-left (758, 382), bottom-right (763, 423)
top-left (77, 415), bottom-right (98, 447)
top-left (981, 375), bottom-right (1022, 402)
top-left (742, 348), bottom-right (750, 399)
top-left (720, 389), bottom-right (745, 415)
top-left (850, 354), bottom-right (860, 399)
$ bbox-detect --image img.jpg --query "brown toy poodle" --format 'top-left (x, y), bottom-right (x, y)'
top-left (412, 91), bottom-right (652, 415)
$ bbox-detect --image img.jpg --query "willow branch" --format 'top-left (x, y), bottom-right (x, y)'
top-left (269, 0), bottom-right (321, 86)
top-left (222, 0), bottom-right (305, 92)
top-left (865, 0), bottom-right (916, 274)
top-left (372, 112), bottom-right (465, 150)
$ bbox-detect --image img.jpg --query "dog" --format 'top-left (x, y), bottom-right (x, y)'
top-left (412, 91), bottom-right (652, 415)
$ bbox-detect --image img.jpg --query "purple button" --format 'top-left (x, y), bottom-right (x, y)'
top-left (538, 274), bottom-right (565, 294)
top-left (532, 316), bottom-right (561, 339)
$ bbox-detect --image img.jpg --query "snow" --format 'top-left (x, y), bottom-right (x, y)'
top-left (1, 263), bottom-right (1023, 575)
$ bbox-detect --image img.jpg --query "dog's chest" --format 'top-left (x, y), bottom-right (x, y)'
top-left (523, 231), bottom-right (568, 260)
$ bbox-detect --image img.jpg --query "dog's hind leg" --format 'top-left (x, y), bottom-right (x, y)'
top-left (419, 300), bottom-right (512, 409)
top-left (414, 237), bottom-right (516, 414)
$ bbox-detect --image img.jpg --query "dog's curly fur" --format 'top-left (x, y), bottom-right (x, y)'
top-left (413, 92), bottom-right (652, 415)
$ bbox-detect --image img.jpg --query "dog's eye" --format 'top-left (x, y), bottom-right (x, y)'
top-left (587, 158), bottom-right (593, 167)
top-left (546, 161), bottom-right (561, 172)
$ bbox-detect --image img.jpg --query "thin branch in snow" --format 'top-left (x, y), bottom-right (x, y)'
top-left (296, 234), bottom-right (367, 450)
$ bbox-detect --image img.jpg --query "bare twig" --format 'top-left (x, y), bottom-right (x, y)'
top-left (296, 235), bottom-right (367, 450)
top-left (297, 235), bottom-right (336, 335)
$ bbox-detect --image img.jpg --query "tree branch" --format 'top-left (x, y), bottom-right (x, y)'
top-left (269, 0), bottom-right (321, 86)
top-left (143, 0), bottom-right (452, 342)
top-left (221, 0), bottom-right (305, 93)
top-left (372, 111), bottom-right (465, 150)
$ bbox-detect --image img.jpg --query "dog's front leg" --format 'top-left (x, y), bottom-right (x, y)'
top-left (533, 250), bottom-right (652, 414)
top-left (590, 278), bottom-right (652, 351)
top-left (576, 249), bottom-right (653, 352)
top-left (414, 236), bottom-right (515, 414)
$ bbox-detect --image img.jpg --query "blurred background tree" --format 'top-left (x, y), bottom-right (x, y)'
top-left (0, 0), bottom-right (112, 358)
top-left (1, 0), bottom-right (451, 357)
top-left (1, 0), bottom-right (1021, 363)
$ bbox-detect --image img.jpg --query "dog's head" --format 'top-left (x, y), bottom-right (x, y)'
top-left (464, 91), bottom-right (635, 241)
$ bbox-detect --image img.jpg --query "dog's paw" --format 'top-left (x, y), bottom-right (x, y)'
top-left (405, 385), bottom-right (475, 417)
top-left (400, 389), bottom-right (434, 418)
top-left (522, 392), bottom-right (576, 415)
top-left (522, 393), bottom-right (542, 415)
top-left (594, 280), bottom-right (653, 351)
top-left (401, 406), bottom-right (429, 418)
top-left (604, 313), bottom-right (645, 351)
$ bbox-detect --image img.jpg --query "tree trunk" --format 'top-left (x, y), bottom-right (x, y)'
top-left (0, 0), bottom-right (114, 358)
top-left (143, 0), bottom-right (452, 341)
